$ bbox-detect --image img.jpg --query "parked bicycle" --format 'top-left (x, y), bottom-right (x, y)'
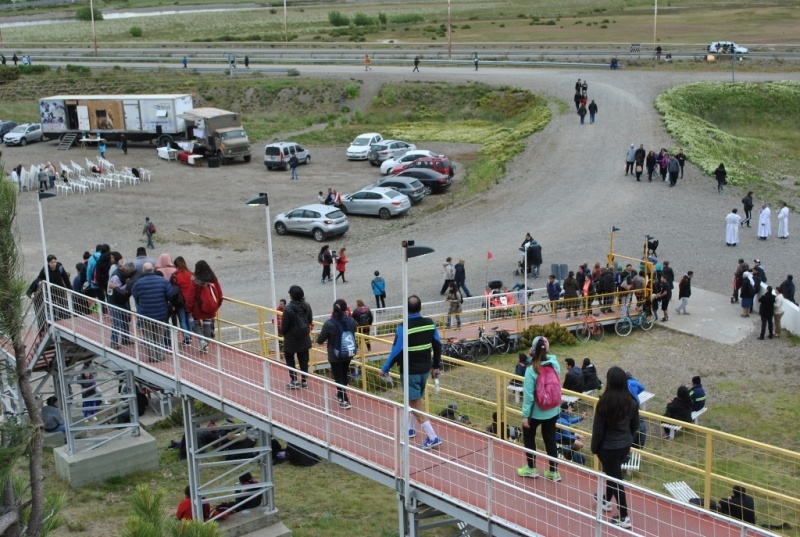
top-left (475, 326), bottom-right (514, 359)
top-left (442, 337), bottom-right (477, 362)
top-left (575, 312), bottom-right (604, 342)
top-left (614, 304), bottom-right (655, 336)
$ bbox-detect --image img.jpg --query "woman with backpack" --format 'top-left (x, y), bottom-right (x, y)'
top-left (517, 336), bottom-right (562, 482)
top-left (316, 299), bottom-right (358, 409)
top-left (187, 260), bottom-right (223, 353)
top-left (172, 257), bottom-right (194, 346)
top-left (591, 366), bottom-right (638, 529)
top-left (353, 299), bottom-right (373, 351)
top-left (444, 282), bottom-right (463, 329)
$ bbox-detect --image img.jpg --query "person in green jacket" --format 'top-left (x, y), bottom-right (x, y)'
top-left (518, 336), bottom-right (563, 481)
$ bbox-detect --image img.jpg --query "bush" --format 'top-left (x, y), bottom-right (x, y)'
top-left (378, 12), bottom-right (387, 25)
top-left (75, 6), bottom-right (102, 21)
top-left (353, 13), bottom-right (375, 27)
top-left (129, 26), bottom-right (142, 37)
top-left (0, 65), bottom-right (20, 85)
top-left (520, 322), bottom-right (578, 349)
top-left (328, 11), bottom-right (350, 27)
top-left (390, 13), bottom-right (425, 24)
top-left (66, 64), bottom-right (90, 74)
top-left (345, 83), bottom-right (360, 99)
top-left (17, 65), bottom-right (50, 75)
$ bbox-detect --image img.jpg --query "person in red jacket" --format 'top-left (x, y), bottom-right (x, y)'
top-left (335, 247), bottom-right (349, 283)
top-left (186, 260), bottom-right (223, 353)
top-left (176, 485), bottom-right (210, 521)
top-left (172, 257), bottom-right (194, 346)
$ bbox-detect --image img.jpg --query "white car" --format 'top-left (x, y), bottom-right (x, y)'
top-left (3, 123), bottom-right (44, 146)
top-left (380, 149), bottom-right (441, 175)
top-left (346, 132), bottom-right (383, 160)
top-left (708, 41), bottom-right (749, 54)
top-left (367, 140), bottom-right (417, 166)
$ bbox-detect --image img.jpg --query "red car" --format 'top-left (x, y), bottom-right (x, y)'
top-left (392, 157), bottom-right (456, 178)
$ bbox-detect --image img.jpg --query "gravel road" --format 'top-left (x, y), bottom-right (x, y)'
top-left (6, 65), bottom-right (800, 428)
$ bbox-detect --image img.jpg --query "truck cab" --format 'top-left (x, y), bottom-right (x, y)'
top-left (179, 108), bottom-right (252, 163)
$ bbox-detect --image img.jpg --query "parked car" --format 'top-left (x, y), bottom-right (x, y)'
top-left (264, 142), bottom-right (310, 170)
top-left (367, 140), bottom-right (416, 166)
top-left (395, 168), bottom-right (452, 193)
top-left (0, 120), bottom-right (18, 138)
top-left (3, 123), bottom-right (43, 146)
top-left (346, 132), bottom-right (383, 160)
top-left (340, 186), bottom-right (411, 219)
top-left (404, 156), bottom-right (456, 178)
top-left (273, 203), bottom-right (349, 242)
top-left (374, 176), bottom-right (428, 203)
top-left (380, 149), bottom-right (441, 175)
top-left (708, 41), bottom-right (749, 54)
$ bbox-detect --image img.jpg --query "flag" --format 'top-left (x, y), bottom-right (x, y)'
top-left (487, 252), bottom-right (493, 260)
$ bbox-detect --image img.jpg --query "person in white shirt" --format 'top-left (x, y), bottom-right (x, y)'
top-left (773, 286), bottom-right (785, 338)
top-left (777, 202), bottom-right (789, 239)
top-left (725, 209), bottom-right (741, 246)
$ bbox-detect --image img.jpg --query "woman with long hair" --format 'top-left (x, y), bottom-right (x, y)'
top-left (172, 256), bottom-right (194, 346)
top-left (335, 247), bottom-right (348, 283)
top-left (517, 336), bottom-right (562, 481)
top-left (319, 245), bottom-right (333, 283)
top-left (591, 366), bottom-right (638, 529)
top-left (187, 260), bottom-right (223, 352)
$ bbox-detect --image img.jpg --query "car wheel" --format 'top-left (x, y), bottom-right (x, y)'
top-left (266, 166), bottom-right (273, 171)
top-left (20, 138), bottom-right (27, 146)
top-left (275, 222), bottom-right (287, 235)
top-left (385, 167), bottom-right (393, 175)
top-left (313, 229), bottom-right (325, 242)
top-left (304, 155), bottom-right (311, 165)
top-left (379, 208), bottom-right (391, 220)
top-left (423, 186), bottom-right (432, 195)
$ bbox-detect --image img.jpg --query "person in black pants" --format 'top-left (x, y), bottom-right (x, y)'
top-left (591, 366), bottom-right (639, 530)
top-left (758, 286), bottom-right (775, 340)
top-left (280, 285), bottom-right (313, 389)
top-left (741, 191), bottom-right (754, 228)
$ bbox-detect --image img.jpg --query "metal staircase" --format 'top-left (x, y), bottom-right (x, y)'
top-left (57, 133), bottom-right (77, 151)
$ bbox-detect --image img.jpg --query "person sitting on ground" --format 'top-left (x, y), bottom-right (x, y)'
top-left (717, 485), bottom-right (756, 525)
top-left (661, 385), bottom-right (693, 439)
top-left (556, 402), bottom-right (587, 464)
top-left (563, 358), bottom-right (585, 393)
top-left (581, 357), bottom-right (603, 391)
top-left (176, 485), bottom-right (211, 521)
top-left (41, 396), bottom-right (66, 433)
top-left (689, 376), bottom-right (706, 411)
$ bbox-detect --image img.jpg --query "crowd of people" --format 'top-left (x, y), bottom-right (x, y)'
top-left (624, 143), bottom-right (686, 185)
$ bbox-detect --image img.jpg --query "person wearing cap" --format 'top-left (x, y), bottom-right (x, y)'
top-left (42, 396), bottom-right (66, 433)
top-left (316, 299), bottom-right (358, 409)
top-left (624, 144), bottom-right (636, 175)
top-left (380, 295), bottom-right (443, 449)
top-left (758, 204), bottom-right (771, 240)
top-left (518, 336), bottom-right (562, 481)
top-left (556, 402), bottom-right (587, 465)
top-left (280, 285), bottom-right (314, 389)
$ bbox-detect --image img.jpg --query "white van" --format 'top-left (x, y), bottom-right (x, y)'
top-left (264, 142), bottom-right (310, 170)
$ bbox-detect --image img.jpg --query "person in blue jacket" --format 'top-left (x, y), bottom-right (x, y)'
top-left (131, 262), bottom-right (174, 362)
top-left (626, 370), bottom-right (645, 404)
top-left (371, 270), bottom-right (386, 309)
top-left (518, 336), bottom-right (562, 481)
top-left (556, 402), bottom-right (587, 464)
top-left (689, 376), bottom-right (706, 411)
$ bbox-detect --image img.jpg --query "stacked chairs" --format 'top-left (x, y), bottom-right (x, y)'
top-left (98, 157), bottom-right (115, 173)
top-left (19, 158), bottom-right (152, 196)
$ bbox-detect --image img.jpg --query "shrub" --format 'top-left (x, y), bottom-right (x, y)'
top-left (66, 64), bottom-right (90, 74)
top-left (17, 65), bottom-right (49, 75)
top-left (75, 6), bottom-right (102, 21)
top-left (353, 13), bottom-right (375, 27)
top-left (378, 12), bottom-right (387, 25)
top-left (328, 11), bottom-right (350, 27)
top-left (269, 8), bottom-right (277, 14)
top-left (499, 23), bottom-right (505, 27)
top-left (129, 26), bottom-right (142, 37)
top-left (345, 83), bottom-right (359, 99)
top-left (0, 65), bottom-right (20, 84)
top-left (390, 13), bottom-right (425, 24)
top-left (545, 20), bottom-right (556, 25)
top-left (520, 322), bottom-right (578, 349)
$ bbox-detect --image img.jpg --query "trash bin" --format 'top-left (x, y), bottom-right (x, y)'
top-left (208, 156), bottom-right (220, 168)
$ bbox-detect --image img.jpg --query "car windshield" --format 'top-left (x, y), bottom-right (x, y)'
top-left (352, 137), bottom-right (371, 146)
top-left (372, 144), bottom-right (388, 151)
top-left (10, 125), bottom-right (26, 133)
top-left (410, 180), bottom-right (424, 189)
top-left (326, 210), bottom-right (345, 219)
top-left (265, 147), bottom-right (281, 156)
top-left (220, 130), bottom-right (247, 140)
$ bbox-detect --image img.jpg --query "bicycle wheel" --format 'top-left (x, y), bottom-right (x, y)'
top-left (462, 343), bottom-right (477, 362)
top-left (475, 342), bottom-right (492, 362)
top-left (591, 323), bottom-right (605, 342)
top-left (575, 324), bottom-right (591, 342)
top-left (640, 313), bottom-right (655, 331)
top-left (615, 317), bottom-right (633, 337)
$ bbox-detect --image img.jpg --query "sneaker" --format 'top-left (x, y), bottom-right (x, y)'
top-left (301, 380), bottom-right (308, 388)
top-left (544, 470), bottom-right (562, 482)
top-left (199, 341), bottom-right (209, 353)
top-left (594, 494), bottom-right (612, 512)
top-left (421, 437), bottom-right (442, 449)
top-left (611, 516), bottom-right (632, 529)
top-left (408, 429), bottom-right (416, 438)
top-left (180, 340), bottom-right (191, 347)
top-left (286, 381), bottom-right (301, 389)
top-left (517, 465), bottom-right (539, 478)
top-left (339, 401), bottom-right (352, 409)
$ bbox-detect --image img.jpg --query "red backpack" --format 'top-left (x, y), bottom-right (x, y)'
top-left (535, 364), bottom-right (562, 411)
top-left (199, 282), bottom-right (223, 314)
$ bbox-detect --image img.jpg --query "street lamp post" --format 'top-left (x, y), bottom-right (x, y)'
top-left (245, 193), bottom-right (278, 358)
top-left (653, 0), bottom-right (658, 44)
top-left (400, 240), bottom-right (434, 533)
top-left (607, 226), bottom-right (620, 268)
top-left (89, 0), bottom-right (98, 56)
top-left (447, 0), bottom-right (452, 60)
top-left (37, 191), bottom-right (57, 325)
top-left (283, 0), bottom-right (288, 43)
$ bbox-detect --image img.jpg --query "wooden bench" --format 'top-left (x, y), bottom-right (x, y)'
top-left (664, 481), bottom-right (700, 503)
top-left (621, 450), bottom-right (641, 477)
top-left (662, 408), bottom-right (708, 439)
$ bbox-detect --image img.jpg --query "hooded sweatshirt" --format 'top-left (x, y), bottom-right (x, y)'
top-left (155, 253), bottom-right (177, 282)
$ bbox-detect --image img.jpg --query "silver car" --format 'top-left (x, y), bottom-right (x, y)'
top-left (367, 140), bottom-right (417, 166)
top-left (274, 203), bottom-right (349, 242)
top-left (374, 176), bottom-right (428, 203)
top-left (3, 123), bottom-right (43, 146)
top-left (341, 186), bottom-right (411, 220)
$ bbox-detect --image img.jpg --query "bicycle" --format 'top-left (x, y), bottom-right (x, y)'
top-left (575, 312), bottom-right (604, 342)
top-left (475, 326), bottom-right (513, 359)
top-left (442, 337), bottom-right (477, 362)
top-left (614, 304), bottom-right (655, 336)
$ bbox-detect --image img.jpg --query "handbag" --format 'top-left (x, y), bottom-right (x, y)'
top-left (636, 165), bottom-right (643, 173)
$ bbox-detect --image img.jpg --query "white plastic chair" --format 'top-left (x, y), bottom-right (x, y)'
top-left (59, 162), bottom-right (74, 181)
top-left (99, 157), bottom-right (115, 173)
top-left (55, 182), bottom-right (73, 195)
top-left (138, 168), bottom-right (152, 182)
top-left (70, 180), bottom-right (89, 195)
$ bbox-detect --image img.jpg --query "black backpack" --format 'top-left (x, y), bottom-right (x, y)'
top-left (292, 303), bottom-right (310, 337)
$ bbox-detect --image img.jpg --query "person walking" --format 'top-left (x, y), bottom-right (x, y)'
top-left (288, 153), bottom-right (299, 180)
top-left (371, 270), bottom-right (386, 308)
top-left (187, 260), bottom-right (223, 353)
top-left (120, 133), bottom-right (128, 155)
top-left (107, 260), bottom-right (135, 349)
top-left (444, 282), bottom-right (463, 330)
top-left (758, 204), bottom-right (771, 241)
top-left (319, 245), bottom-right (333, 283)
top-left (130, 262), bottom-right (175, 362)
top-left (676, 149), bottom-right (687, 178)
top-left (380, 295), bottom-right (443, 449)
top-left (279, 285), bottom-right (313, 389)
top-left (99, 141), bottom-right (107, 159)
top-left (473, 52), bottom-right (479, 70)
top-left (578, 103), bottom-right (587, 124)
top-left (588, 99), bottom-right (598, 124)
top-left (674, 271), bottom-right (693, 314)
top-left (715, 163), bottom-right (727, 194)
top-left (591, 366), bottom-right (638, 530)
top-left (182, 56), bottom-right (188, 68)
top-left (12, 53), bottom-right (18, 66)
top-left (364, 54), bottom-right (372, 71)
top-left (454, 258), bottom-right (471, 297)
top-left (634, 145), bottom-right (645, 182)
top-left (335, 247), bottom-right (348, 283)
top-left (317, 299), bottom-right (358, 409)
top-left (440, 257), bottom-right (455, 295)
top-left (244, 55), bottom-right (250, 69)
top-left (517, 336), bottom-right (562, 481)
top-left (143, 217), bottom-right (156, 249)
top-left (725, 209), bottom-right (741, 246)
top-left (758, 286), bottom-right (776, 340)
top-left (413, 56), bottom-right (420, 72)
top-left (741, 191), bottom-right (754, 228)
top-left (573, 90), bottom-right (582, 112)
top-left (667, 154), bottom-right (680, 187)
top-left (777, 202), bottom-right (789, 239)
top-left (645, 150), bottom-right (656, 182)
top-left (624, 144), bottom-right (636, 175)
top-left (353, 299), bottom-right (373, 351)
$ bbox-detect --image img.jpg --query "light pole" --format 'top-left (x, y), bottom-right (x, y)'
top-left (37, 191), bottom-right (57, 324)
top-left (731, 51), bottom-right (738, 83)
top-left (283, 0), bottom-right (288, 43)
top-left (400, 240), bottom-right (434, 527)
top-left (653, 0), bottom-right (658, 44)
top-left (89, 0), bottom-right (98, 56)
top-left (447, 0), bottom-right (452, 60)
top-left (607, 226), bottom-right (620, 268)
top-left (245, 193), bottom-right (278, 358)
